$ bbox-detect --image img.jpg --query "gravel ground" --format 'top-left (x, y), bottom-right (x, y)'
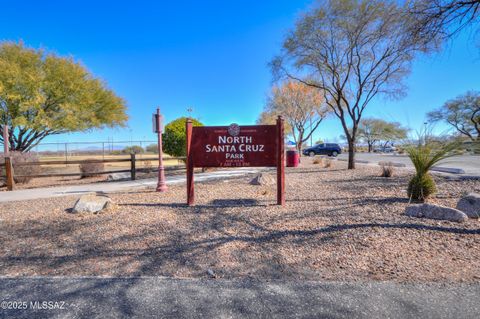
top-left (0, 159), bottom-right (479, 282)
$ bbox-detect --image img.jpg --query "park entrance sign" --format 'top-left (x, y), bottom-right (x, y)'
top-left (186, 116), bottom-right (285, 206)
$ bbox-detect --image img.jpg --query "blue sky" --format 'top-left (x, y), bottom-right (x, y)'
top-left (1, 0), bottom-right (479, 146)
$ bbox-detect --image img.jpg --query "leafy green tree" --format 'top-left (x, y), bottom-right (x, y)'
top-left (0, 41), bottom-right (127, 152)
top-left (122, 145), bottom-right (144, 154)
top-left (163, 117), bottom-right (203, 157)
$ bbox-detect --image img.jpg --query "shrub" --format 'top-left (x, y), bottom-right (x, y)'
top-left (163, 117), bottom-right (204, 157)
top-left (1, 152), bottom-right (42, 184)
top-left (324, 158), bottom-right (333, 168)
top-left (312, 158), bottom-right (322, 165)
top-left (380, 162), bottom-right (394, 177)
top-left (122, 145), bottom-right (144, 154)
top-left (79, 160), bottom-right (104, 178)
top-left (407, 173), bottom-right (436, 201)
top-left (143, 160), bottom-right (153, 172)
top-left (406, 139), bottom-right (459, 202)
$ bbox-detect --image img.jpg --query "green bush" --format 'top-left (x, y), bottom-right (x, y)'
top-left (406, 139), bottom-right (459, 202)
top-left (163, 117), bottom-right (203, 157)
top-left (407, 173), bottom-right (436, 201)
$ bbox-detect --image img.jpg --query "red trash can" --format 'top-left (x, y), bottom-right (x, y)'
top-left (286, 150), bottom-right (300, 167)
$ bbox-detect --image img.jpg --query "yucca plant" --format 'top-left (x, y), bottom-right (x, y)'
top-left (406, 139), bottom-right (460, 202)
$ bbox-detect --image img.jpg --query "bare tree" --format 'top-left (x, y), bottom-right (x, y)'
top-left (409, 0), bottom-right (480, 42)
top-left (428, 91), bottom-right (480, 141)
top-left (258, 81), bottom-right (329, 154)
top-left (271, 0), bottom-right (433, 168)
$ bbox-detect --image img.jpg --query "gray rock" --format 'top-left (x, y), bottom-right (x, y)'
top-left (405, 203), bottom-right (468, 222)
top-left (250, 173), bottom-right (275, 186)
top-left (72, 194), bottom-right (113, 214)
top-left (456, 193), bottom-right (480, 219)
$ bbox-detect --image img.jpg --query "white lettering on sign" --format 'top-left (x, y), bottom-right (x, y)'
top-left (205, 135), bottom-right (265, 160)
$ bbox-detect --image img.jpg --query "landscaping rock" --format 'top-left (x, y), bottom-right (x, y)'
top-left (456, 193), bottom-right (480, 219)
top-left (72, 194), bottom-right (113, 214)
top-left (250, 173), bottom-right (275, 186)
top-left (405, 203), bottom-right (468, 222)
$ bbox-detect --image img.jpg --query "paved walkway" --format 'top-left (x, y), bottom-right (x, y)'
top-left (0, 168), bottom-right (261, 203)
top-left (0, 278), bottom-right (478, 319)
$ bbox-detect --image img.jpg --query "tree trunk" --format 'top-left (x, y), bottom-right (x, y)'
top-left (348, 139), bottom-right (355, 169)
top-left (296, 141), bottom-right (303, 156)
top-left (368, 142), bottom-right (372, 153)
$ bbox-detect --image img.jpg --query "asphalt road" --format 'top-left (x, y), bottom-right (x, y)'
top-left (0, 278), bottom-right (478, 319)
top-left (337, 153), bottom-right (480, 176)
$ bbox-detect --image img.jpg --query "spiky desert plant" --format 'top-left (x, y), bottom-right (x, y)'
top-left (406, 139), bottom-right (460, 202)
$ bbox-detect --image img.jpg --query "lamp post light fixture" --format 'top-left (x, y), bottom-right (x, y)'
top-left (153, 107), bottom-right (168, 192)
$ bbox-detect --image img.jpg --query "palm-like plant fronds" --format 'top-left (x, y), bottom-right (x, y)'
top-left (406, 139), bottom-right (461, 202)
top-left (406, 141), bottom-right (461, 176)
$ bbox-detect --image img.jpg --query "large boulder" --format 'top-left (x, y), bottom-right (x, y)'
top-left (456, 193), bottom-right (480, 219)
top-left (250, 173), bottom-right (275, 186)
top-left (405, 203), bottom-right (468, 223)
top-left (72, 194), bottom-right (113, 214)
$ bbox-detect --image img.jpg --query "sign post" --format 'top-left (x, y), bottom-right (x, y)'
top-left (185, 116), bottom-right (285, 206)
top-left (153, 108), bottom-right (167, 192)
top-left (186, 118), bottom-right (194, 205)
top-left (3, 125), bottom-right (9, 155)
top-left (277, 116), bottom-right (285, 205)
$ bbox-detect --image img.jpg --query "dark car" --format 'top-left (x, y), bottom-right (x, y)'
top-left (302, 143), bottom-right (342, 157)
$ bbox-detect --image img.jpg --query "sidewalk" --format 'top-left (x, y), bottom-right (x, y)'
top-left (0, 168), bottom-right (261, 203)
top-left (0, 277), bottom-right (478, 319)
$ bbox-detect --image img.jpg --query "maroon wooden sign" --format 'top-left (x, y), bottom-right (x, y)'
top-left (186, 117), bottom-right (285, 206)
top-left (190, 125), bottom-right (277, 168)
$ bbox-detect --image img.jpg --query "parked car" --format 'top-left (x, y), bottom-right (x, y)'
top-left (302, 143), bottom-right (342, 157)
top-left (373, 146), bottom-right (396, 153)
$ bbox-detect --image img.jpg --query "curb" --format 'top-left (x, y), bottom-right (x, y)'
top-left (378, 161), bottom-right (407, 168)
top-left (336, 158), bottom-right (370, 164)
top-left (431, 167), bottom-right (465, 174)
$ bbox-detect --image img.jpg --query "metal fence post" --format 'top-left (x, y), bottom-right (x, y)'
top-left (130, 153), bottom-right (136, 180)
top-left (5, 156), bottom-right (15, 191)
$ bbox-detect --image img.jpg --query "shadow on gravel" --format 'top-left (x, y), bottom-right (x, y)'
top-left (286, 196), bottom-right (409, 205)
top-left (1, 216), bottom-right (478, 280)
top-left (118, 198), bottom-right (265, 209)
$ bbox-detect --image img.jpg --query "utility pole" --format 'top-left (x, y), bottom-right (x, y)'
top-left (154, 108), bottom-right (167, 192)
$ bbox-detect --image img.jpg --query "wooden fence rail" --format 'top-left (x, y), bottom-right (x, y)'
top-left (1, 155), bottom-right (186, 191)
